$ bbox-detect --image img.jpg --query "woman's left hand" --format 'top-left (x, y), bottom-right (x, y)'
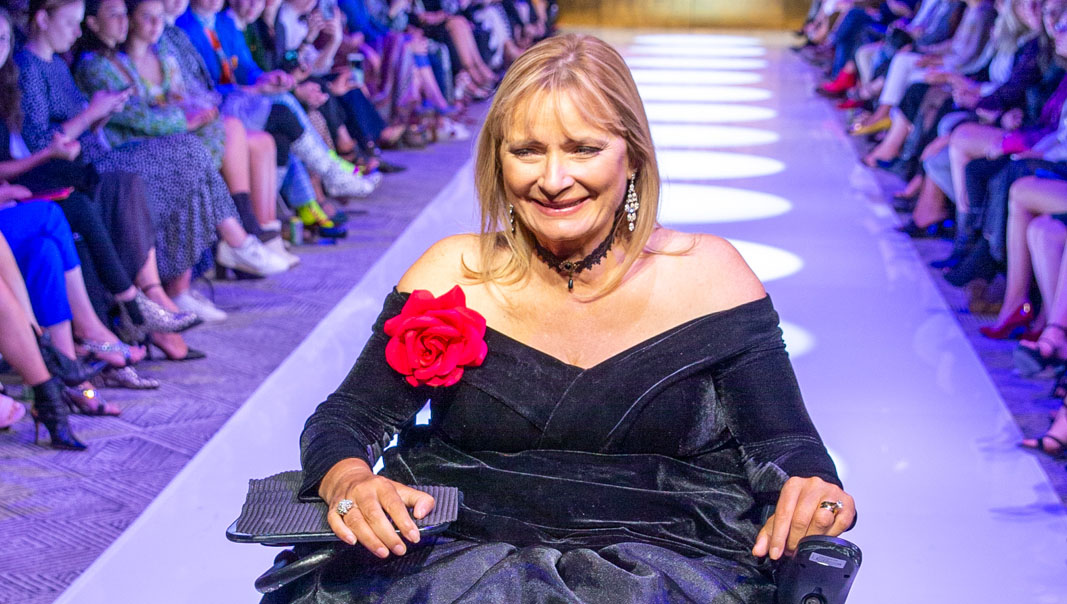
top-left (751, 476), bottom-right (856, 561)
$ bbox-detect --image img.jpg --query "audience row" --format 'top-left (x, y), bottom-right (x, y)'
top-left (0, 0), bottom-right (555, 449)
top-left (798, 0), bottom-right (1067, 458)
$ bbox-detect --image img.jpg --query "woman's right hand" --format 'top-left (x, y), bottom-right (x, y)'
top-left (319, 458), bottom-right (436, 558)
top-left (47, 132), bottom-right (81, 161)
top-left (87, 89), bottom-right (131, 122)
top-left (184, 107), bottom-right (219, 131)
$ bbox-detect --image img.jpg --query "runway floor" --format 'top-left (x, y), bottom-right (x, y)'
top-left (15, 30), bottom-right (1067, 604)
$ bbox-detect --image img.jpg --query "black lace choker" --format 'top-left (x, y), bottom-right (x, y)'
top-left (532, 227), bottom-right (616, 292)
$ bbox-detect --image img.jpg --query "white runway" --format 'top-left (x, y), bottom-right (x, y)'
top-left (56, 32), bottom-right (1067, 604)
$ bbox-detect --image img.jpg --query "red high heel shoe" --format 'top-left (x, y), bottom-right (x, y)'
top-left (979, 302), bottom-right (1035, 340)
top-left (816, 70), bottom-right (857, 98)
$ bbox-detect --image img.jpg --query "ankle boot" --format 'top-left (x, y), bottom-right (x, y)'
top-left (817, 70), bottom-right (856, 97)
top-left (290, 132), bottom-right (379, 199)
top-left (945, 239), bottom-right (998, 287)
top-left (31, 377), bottom-right (86, 450)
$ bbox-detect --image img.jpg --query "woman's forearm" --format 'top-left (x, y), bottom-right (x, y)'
top-left (60, 111), bottom-right (96, 141)
top-left (0, 149), bottom-right (56, 182)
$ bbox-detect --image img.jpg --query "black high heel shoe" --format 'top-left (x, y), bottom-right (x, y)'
top-left (944, 239), bottom-right (998, 287)
top-left (36, 331), bottom-right (106, 387)
top-left (30, 377), bottom-right (87, 451)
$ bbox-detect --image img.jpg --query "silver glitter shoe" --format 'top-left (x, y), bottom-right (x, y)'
top-left (117, 290), bottom-right (202, 338)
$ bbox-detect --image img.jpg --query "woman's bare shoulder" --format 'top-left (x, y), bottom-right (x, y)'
top-left (396, 234), bottom-right (482, 295)
top-left (649, 229), bottom-right (767, 313)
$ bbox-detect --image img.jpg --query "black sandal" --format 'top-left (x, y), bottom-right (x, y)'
top-left (1020, 434), bottom-right (1067, 458)
top-left (1014, 325), bottom-right (1067, 377)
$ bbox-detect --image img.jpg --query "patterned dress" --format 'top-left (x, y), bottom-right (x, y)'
top-left (74, 49), bottom-right (226, 168)
top-left (16, 49), bottom-right (237, 281)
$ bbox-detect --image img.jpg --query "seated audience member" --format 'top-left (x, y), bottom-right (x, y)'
top-left (850, 0), bottom-right (996, 134)
top-left (0, 5), bottom-right (195, 377)
top-left (0, 228), bottom-right (86, 449)
top-left (17, 0), bottom-right (289, 357)
top-left (0, 195), bottom-right (128, 418)
top-left (158, 0), bottom-right (348, 240)
top-left (818, 0), bottom-right (921, 96)
top-left (177, 0), bottom-right (381, 200)
top-left (74, 0), bottom-right (299, 268)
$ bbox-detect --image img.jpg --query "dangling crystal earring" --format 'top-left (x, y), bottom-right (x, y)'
top-left (624, 174), bottom-right (639, 232)
top-left (508, 204), bottom-right (515, 235)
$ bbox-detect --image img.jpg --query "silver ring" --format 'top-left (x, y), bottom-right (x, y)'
top-left (336, 499), bottom-right (354, 518)
top-left (819, 500), bottom-right (844, 513)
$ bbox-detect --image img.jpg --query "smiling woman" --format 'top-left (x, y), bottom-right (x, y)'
top-left (285, 33), bottom-right (855, 604)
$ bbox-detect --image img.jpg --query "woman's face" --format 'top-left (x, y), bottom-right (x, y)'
top-left (189, 0), bottom-right (224, 15)
top-left (500, 92), bottom-right (631, 254)
top-left (231, 0), bottom-right (265, 23)
top-left (1018, 0), bottom-right (1045, 30)
top-left (129, 0), bottom-right (165, 44)
top-left (0, 16), bottom-right (12, 70)
top-left (86, 0), bottom-right (128, 48)
top-left (35, 1), bottom-right (85, 54)
top-left (162, 0), bottom-right (188, 19)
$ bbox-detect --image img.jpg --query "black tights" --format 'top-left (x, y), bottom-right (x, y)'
top-left (56, 192), bottom-right (134, 295)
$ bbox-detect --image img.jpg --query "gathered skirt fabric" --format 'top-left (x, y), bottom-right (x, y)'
top-left (92, 134), bottom-right (237, 281)
top-left (262, 538), bottom-right (773, 604)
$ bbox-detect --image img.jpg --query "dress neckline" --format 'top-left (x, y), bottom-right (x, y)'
top-left (388, 288), bottom-right (772, 373)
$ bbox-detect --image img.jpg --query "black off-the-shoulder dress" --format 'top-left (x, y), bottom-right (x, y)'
top-left (272, 289), bottom-right (843, 604)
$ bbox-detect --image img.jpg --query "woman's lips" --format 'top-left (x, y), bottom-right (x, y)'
top-left (532, 197), bottom-right (587, 215)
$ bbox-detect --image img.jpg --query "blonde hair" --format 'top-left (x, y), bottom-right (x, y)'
top-left (993, 0), bottom-right (1035, 54)
top-left (466, 33), bottom-right (662, 298)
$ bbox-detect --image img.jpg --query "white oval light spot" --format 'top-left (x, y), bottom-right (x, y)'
top-left (659, 184), bottom-right (792, 223)
top-left (626, 45), bottom-right (767, 57)
top-left (638, 85), bottom-right (772, 103)
top-left (652, 124), bottom-right (779, 149)
top-left (627, 56), bottom-right (768, 71)
top-left (726, 239), bottom-right (804, 282)
top-left (634, 34), bottom-right (763, 46)
top-left (631, 69), bottom-right (762, 86)
top-left (657, 150), bottom-right (785, 180)
top-left (780, 321), bottom-right (816, 358)
top-left (644, 103), bottom-right (778, 124)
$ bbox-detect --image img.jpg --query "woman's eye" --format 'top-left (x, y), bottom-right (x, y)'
top-left (575, 146), bottom-right (601, 155)
top-left (511, 148), bottom-right (534, 157)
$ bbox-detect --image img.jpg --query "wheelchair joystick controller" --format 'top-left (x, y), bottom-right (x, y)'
top-left (775, 535), bottom-right (862, 604)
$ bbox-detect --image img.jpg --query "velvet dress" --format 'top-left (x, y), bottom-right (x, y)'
top-left (278, 289), bottom-right (844, 604)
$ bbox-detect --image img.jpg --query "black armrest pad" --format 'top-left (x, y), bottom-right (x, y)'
top-left (227, 470), bottom-right (461, 545)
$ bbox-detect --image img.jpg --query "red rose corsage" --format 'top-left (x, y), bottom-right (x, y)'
top-left (384, 286), bottom-right (488, 387)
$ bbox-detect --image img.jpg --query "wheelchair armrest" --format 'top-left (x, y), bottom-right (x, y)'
top-left (775, 535), bottom-right (862, 604)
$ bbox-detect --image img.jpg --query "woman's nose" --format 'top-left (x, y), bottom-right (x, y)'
top-left (539, 154), bottom-right (574, 197)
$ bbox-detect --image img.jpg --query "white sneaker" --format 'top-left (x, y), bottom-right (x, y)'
top-left (173, 290), bottom-right (228, 323)
top-left (265, 236), bottom-right (300, 268)
top-left (217, 236), bottom-right (289, 276)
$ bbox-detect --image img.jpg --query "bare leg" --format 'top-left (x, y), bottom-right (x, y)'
top-left (1027, 216), bottom-right (1066, 325)
top-left (911, 177), bottom-right (948, 227)
top-left (217, 216), bottom-right (250, 248)
top-left (65, 267), bottom-right (145, 365)
top-left (247, 130), bottom-right (278, 226)
top-left (864, 117), bottom-right (911, 165)
top-left (221, 117), bottom-right (252, 195)
top-left (948, 123), bottom-right (1004, 213)
top-left (0, 278), bottom-right (51, 385)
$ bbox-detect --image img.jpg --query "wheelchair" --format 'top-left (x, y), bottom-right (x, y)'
top-left (228, 471), bottom-right (861, 604)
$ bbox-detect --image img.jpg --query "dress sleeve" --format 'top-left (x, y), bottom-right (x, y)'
top-left (16, 54), bottom-right (64, 152)
top-left (977, 37), bottom-right (1044, 114)
top-left (297, 292), bottom-right (440, 500)
top-left (710, 309), bottom-right (842, 509)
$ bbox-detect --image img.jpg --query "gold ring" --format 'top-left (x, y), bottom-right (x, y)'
top-left (819, 500), bottom-right (844, 513)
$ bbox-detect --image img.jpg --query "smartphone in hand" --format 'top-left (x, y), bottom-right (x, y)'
top-left (29, 187), bottom-right (76, 201)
